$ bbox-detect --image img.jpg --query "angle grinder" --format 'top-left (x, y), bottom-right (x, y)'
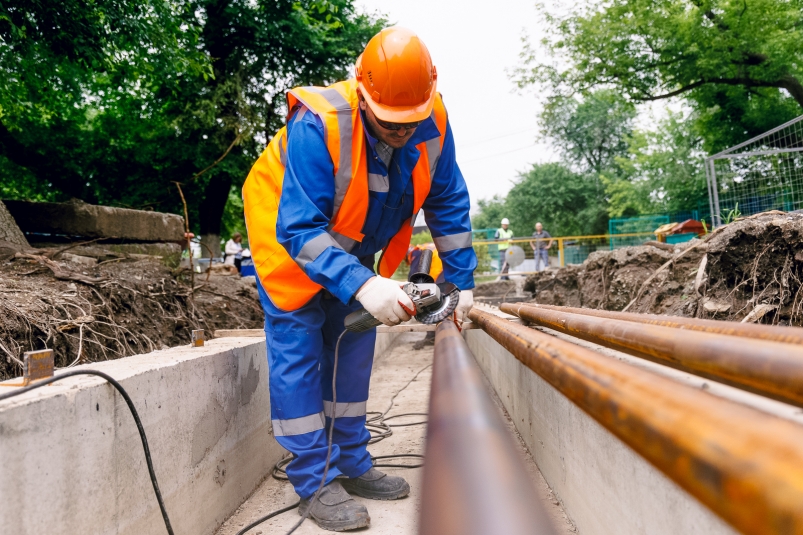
top-left (344, 249), bottom-right (460, 333)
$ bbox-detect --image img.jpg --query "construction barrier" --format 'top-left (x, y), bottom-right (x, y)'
top-left (472, 232), bottom-right (656, 273)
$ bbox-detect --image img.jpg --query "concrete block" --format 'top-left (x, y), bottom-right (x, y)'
top-left (4, 199), bottom-right (185, 242)
top-left (0, 337), bottom-right (283, 535)
top-left (464, 329), bottom-right (737, 535)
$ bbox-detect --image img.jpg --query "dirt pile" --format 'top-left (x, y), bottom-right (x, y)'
top-left (473, 280), bottom-right (517, 298)
top-left (519, 212), bottom-right (803, 325)
top-left (0, 246), bottom-right (263, 380)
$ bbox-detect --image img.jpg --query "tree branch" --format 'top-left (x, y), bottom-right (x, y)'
top-left (189, 131), bottom-right (242, 182)
top-left (635, 75), bottom-right (803, 108)
top-left (635, 79), bottom-right (709, 100)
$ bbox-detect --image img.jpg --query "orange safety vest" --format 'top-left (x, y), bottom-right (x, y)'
top-left (243, 79), bottom-right (448, 311)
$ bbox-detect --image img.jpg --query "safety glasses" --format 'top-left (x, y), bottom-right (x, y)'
top-left (374, 116), bottom-right (424, 131)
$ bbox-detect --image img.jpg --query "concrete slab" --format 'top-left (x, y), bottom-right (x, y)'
top-left (215, 333), bottom-right (576, 535)
top-left (4, 198), bottom-right (185, 242)
top-left (0, 337), bottom-right (284, 535)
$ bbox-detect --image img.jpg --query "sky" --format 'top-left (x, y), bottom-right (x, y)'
top-left (356, 0), bottom-right (555, 211)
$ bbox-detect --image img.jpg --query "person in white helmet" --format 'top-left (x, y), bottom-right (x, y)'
top-left (495, 218), bottom-right (513, 280)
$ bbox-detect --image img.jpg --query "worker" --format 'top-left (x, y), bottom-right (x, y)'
top-left (224, 232), bottom-right (244, 272)
top-left (495, 218), bottom-right (513, 280)
top-left (529, 222), bottom-right (553, 271)
top-left (242, 27), bottom-right (477, 532)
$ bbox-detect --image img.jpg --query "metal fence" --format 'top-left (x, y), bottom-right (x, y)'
top-left (706, 114), bottom-right (803, 226)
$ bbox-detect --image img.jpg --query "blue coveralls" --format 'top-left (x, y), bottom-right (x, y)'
top-left (258, 103), bottom-right (477, 499)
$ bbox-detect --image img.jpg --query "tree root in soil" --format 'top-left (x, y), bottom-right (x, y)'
top-left (0, 251), bottom-right (263, 380)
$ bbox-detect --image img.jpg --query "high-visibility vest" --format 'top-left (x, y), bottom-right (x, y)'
top-left (243, 79), bottom-right (448, 311)
top-left (497, 228), bottom-right (514, 251)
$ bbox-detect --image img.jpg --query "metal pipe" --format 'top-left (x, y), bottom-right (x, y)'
top-left (418, 320), bottom-right (557, 535)
top-left (501, 302), bottom-right (803, 408)
top-left (521, 303), bottom-right (803, 345)
top-left (468, 308), bottom-right (803, 535)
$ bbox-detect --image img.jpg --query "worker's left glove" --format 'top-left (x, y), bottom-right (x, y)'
top-left (454, 289), bottom-right (474, 325)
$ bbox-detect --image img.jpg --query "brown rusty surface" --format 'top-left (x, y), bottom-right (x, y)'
top-left (527, 303), bottom-right (803, 345)
top-left (419, 320), bottom-right (557, 535)
top-left (501, 302), bottom-right (803, 408)
top-left (469, 308), bottom-right (803, 535)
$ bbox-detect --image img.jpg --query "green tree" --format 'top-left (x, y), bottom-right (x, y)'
top-left (0, 0), bottom-right (209, 200)
top-left (515, 0), bottom-right (803, 152)
top-left (472, 164), bottom-right (607, 238)
top-left (540, 90), bottom-right (636, 177)
top-left (615, 111), bottom-right (710, 216)
top-left (470, 195), bottom-right (506, 233)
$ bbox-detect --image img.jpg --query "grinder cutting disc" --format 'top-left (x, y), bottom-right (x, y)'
top-left (416, 282), bottom-right (460, 324)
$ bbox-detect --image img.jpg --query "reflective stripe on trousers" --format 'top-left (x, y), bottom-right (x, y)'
top-left (257, 280), bottom-right (376, 499)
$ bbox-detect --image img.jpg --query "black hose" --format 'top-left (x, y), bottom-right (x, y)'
top-left (0, 370), bottom-right (175, 535)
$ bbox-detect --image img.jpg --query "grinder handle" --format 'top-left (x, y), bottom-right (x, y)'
top-left (344, 299), bottom-right (417, 333)
top-left (344, 308), bottom-right (383, 333)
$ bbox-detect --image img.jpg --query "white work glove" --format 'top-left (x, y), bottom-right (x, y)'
top-left (454, 289), bottom-right (474, 325)
top-left (355, 276), bottom-right (415, 326)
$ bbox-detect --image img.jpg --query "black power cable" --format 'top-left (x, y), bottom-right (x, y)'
top-left (0, 370), bottom-right (176, 535)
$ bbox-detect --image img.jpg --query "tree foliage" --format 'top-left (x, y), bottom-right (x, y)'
top-left (541, 90), bottom-right (636, 176)
top-left (0, 0), bottom-right (384, 253)
top-left (470, 195), bottom-right (507, 233)
top-left (515, 0), bottom-right (803, 151)
top-left (472, 164), bottom-right (607, 237)
top-left (473, 109), bottom-right (710, 234)
top-left (614, 110), bottom-right (709, 216)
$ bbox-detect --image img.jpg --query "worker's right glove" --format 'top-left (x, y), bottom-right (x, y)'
top-left (355, 276), bottom-right (415, 326)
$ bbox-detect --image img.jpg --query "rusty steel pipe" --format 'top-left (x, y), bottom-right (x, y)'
top-left (501, 302), bottom-right (803, 408)
top-left (418, 320), bottom-right (557, 535)
top-left (526, 303), bottom-right (803, 345)
top-left (469, 308), bottom-right (803, 535)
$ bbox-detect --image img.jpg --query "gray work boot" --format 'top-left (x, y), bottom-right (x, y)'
top-left (298, 481), bottom-right (370, 532)
top-left (340, 467), bottom-right (410, 500)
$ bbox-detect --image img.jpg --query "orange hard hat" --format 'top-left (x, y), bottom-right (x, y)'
top-left (355, 27), bottom-right (438, 123)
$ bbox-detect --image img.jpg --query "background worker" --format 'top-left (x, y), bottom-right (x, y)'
top-left (495, 217), bottom-right (513, 280)
top-left (243, 27), bottom-right (476, 532)
top-left (529, 222), bottom-right (553, 271)
top-left (224, 232), bottom-right (244, 272)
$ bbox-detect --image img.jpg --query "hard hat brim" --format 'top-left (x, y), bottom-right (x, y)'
top-left (357, 77), bottom-right (438, 124)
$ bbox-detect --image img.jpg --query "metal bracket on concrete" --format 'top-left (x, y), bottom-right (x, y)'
top-left (23, 350), bottom-right (54, 385)
top-left (191, 329), bottom-right (205, 347)
top-left (0, 349), bottom-right (55, 388)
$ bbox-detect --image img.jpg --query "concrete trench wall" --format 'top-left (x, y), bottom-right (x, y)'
top-left (0, 332), bottom-right (399, 535)
top-left (464, 329), bottom-right (737, 535)
top-left (0, 338), bottom-right (279, 535)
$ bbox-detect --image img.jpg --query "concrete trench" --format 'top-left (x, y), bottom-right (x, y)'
top-left (215, 332), bottom-right (575, 535)
top-left (0, 319), bottom-right (745, 535)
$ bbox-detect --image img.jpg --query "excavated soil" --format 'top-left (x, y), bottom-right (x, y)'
top-left (481, 211), bottom-right (803, 326)
top-left (0, 248), bottom-right (263, 380)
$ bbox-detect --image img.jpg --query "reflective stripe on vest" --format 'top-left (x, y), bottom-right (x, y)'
top-left (243, 79), bottom-right (448, 311)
